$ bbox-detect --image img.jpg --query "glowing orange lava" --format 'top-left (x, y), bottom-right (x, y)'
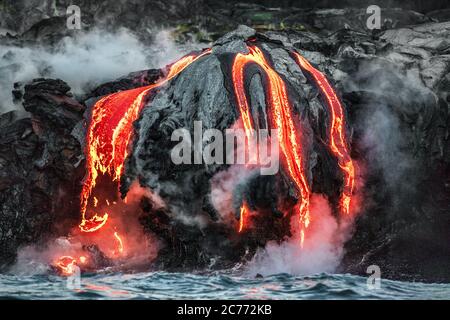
top-left (52, 43), bottom-right (354, 276)
top-left (232, 53), bottom-right (254, 138)
top-left (79, 213), bottom-right (109, 233)
top-left (114, 231), bottom-right (124, 255)
top-left (293, 52), bottom-right (355, 216)
top-left (79, 49), bottom-right (211, 232)
top-left (55, 50), bottom-right (211, 276)
top-left (238, 202), bottom-right (250, 233)
top-left (232, 46), bottom-right (311, 245)
top-left (55, 256), bottom-right (77, 276)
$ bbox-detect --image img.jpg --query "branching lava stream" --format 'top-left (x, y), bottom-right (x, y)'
top-left (54, 50), bottom-right (211, 275)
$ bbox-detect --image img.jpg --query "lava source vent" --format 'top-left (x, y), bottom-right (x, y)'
top-left (0, 25), bottom-right (449, 282)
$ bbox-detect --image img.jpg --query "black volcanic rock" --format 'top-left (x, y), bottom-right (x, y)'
top-left (23, 78), bottom-right (85, 128)
top-left (0, 79), bottom-right (85, 269)
top-left (0, 0), bottom-right (202, 40)
top-left (0, 1), bottom-right (445, 45)
top-left (85, 69), bottom-right (164, 100)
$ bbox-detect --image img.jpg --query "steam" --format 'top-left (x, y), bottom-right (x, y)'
top-left (11, 238), bottom-right (81, 276)
top-left (245, 194), bottom-right (350, 276)
top-left (360, 104), bottom-right (416, 191)
top-left (0, 27), bottom-right (202, 113)
top-left (209, 120), bottom-right (272, 225)
top-left (10, 182), bottom-right (161, 276)
top-left (148, 29), bottom-right (201, 69)
top-left (210, 164), bottom-right (258, 225)
top-left (344, 60), bottom-right (428, 203)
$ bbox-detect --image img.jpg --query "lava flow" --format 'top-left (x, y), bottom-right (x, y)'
top-left (238, 202), bottom-right (250, 233)
top-left (55, 256), bottom-right (77, 276)
top-left (292, 52), bottom-right (355, 216)
top-left (114, 231), bottom-right (124, 256)
top-left (52, 42), bottom-right (355, 274)
top-left (232, 45), bottom-right (311, 245)
top-left (54, 50), bottom-right (210, 275)
top-left (80, 49), bottom-right (211, 233)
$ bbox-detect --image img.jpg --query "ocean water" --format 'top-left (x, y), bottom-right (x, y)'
top-left (0, 272), bottom-right (449, 300)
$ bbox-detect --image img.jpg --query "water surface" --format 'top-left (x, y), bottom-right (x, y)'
top-left (1, 272), bottom-right (449, 299)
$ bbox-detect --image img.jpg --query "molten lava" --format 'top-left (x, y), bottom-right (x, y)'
top-left (238, 202), bottom-right (250, 233)
top-left (54, 50), bottom-right (211, 275)
top-left (55, 256), bottom-right (77, 276)
top-left (79, 49), bottom-right (211, 232)
top-left (53, 42), bottom-right (355, 275)
top-left (79, 213), bottom-right (109, 233)
top-left (232, 46), bottom-right (311, 245)
top-left (292, 52), bottom-right (355, 216)
top-left (114, 231), bottom-right (124, 255)
top-left (232, 53), bottom-right (255, 138)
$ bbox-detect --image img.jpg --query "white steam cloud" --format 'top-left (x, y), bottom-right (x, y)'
top-left (344, 60), bottom-right (429, 198)
top-left (210, 165), bottom-right (258, 224)
top-left (0, 27), bottom-right (202, 113)
top-left (245, 194), bottom-right (350, 277)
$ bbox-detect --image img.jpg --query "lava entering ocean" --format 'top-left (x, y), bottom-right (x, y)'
top-left (54, 50), bottom-right (211, 274)
top-left (232, 45), bottom-right (355, 246)
top-left (54, 41), bottom-right (355, 275)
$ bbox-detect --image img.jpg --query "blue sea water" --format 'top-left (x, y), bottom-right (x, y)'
top-left (0, 272), bottom-right (449, 300)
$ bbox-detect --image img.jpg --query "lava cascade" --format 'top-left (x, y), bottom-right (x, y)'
top-left (232, 45), bottom-right (311, 245)
top-left (231, 45), bottom-right (355, 244)
top-left (114, 231), bottom-right (124, 255)
top-left (55, 50), bottom-right (210, 274)
top-left (292, 53), bottom-right (355, 216)
top-left (238, 202), bottom-right (250, 233)
top-left (80, 49), bottom-right (211, 232)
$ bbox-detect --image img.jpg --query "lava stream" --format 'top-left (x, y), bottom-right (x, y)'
top-left (114, 231), bottom-right (124, 255)
top-left (54, 50), bottom-right (210, 275)
top-left (232, 46), bottom-right (311, 245)
top-left (79, 49), bottom-right (211, 232)
top-left (292, 52), bottom-right (355, 216)
top-left (238, 202), bottom-right (250, 233)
